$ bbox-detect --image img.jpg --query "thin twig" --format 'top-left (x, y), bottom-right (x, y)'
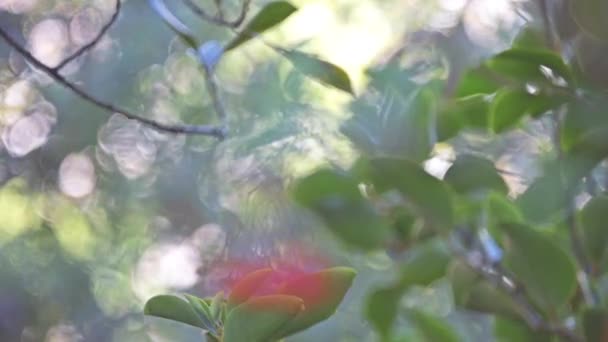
top-left (54, 0), bottom-right (121, 71)
top-left (0, 27), bottom-right (227, 138)
top-left (202, 65), bottom-right (228, 127)
top-left (182, 0), bottom-right (251, 28)
top-left (451, 233), bottom-right (583, 342)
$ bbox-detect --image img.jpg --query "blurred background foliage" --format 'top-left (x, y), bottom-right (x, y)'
top-left (1, 0), bottom-right (607, 341)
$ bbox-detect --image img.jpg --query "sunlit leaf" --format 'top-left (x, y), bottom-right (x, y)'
top-left (273, 267), bottom-right (356, 338)
top-left (144, 295), bottom-right (206, 329)
top-left (501, 223), bottom-right (577, 311)
top-left (281, 50), bottom-right (354, 94)
top-left (223, 295), bottom-right (304, 342)
top-left (485, 48), bottom-right (574, 87)
top-left (293, 169), bottom-right (391, 250)
top-left (225, 1), bottom-right (298, 51)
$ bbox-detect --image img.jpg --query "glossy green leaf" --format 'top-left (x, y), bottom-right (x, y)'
top-left (571, 0), bottom-right (608, 41)
top-left (227, 268), bottom-right (274, 310)
top-left (406, 309), bottom-right (460, 342)
top-left (225, 1), bottom-right (298, 51)
top-left (144, 295), bottom-right (206, 329)
top-left (223, 295), bottom-right (304, 342)
top-left (273, 267), bottom-right (356, 338)
top-left (494, 317), bottom-right (551, 342)
top-left (490, 88), bottom-right (565, 133)
top-left (293, 169), bottom-right (391, 250)
top-left (281, 50), bottom-right (353, 94)
top-left (501, 223), bottom-right (577, 311)
top-left (357, 157), bottom-right (454, 228)
top-left (583, 308), bottom-right (608, 342)
top-left (580, 195), bottom-right (608, 265)
top-left (444, 154), bottom-right (508, 195)
top-left (486, 48), bottom-right (574, 86)
top-left (184, 294), bottom-right (216, 331)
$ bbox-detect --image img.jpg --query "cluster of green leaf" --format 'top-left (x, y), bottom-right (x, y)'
top-left (293, 13), bottom-right (608, 342)
top-left (144, 267), bottom-right (356, 341)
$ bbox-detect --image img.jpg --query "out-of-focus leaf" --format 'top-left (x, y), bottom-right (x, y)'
top-left (223, 295), bottom-right (304, 342)
top-left (293, 169), bottom-right (391, 250)
top-left (366, 285), bottom-right (403, 340)
top-left (455, 67), bottom-right (501, 97)
top-left (227, 268), bottom-right (274, 310)
top-left (579, 195), bottom-right (608, 265)
top-left (356, 157), bottom-right (454, 228)
top-left (494, 317), bottom-right (551, 342)
top-left (501, 223), bottom-right (577, 311)
top-left (490, 88), bottom-right (566, 133)
top-left (583, 308), bottom-right (608, 342)
top-left (273, 267), bottom-right (356, 338)
top-left (406, 309), bottom-right (460, 342)
top-left (485, 48), bottom-right (574, 87)
top-left (512, 27), bottom-right (547, 50)
top-left (184, 294), bottom-right (216, 331)
top-left (281, 50), bottom-right (354, 94)
top-left (571, 0), bottom-right (608, 41)
top-left (149, 0), bottom-right (199, 49)
top-left (210, 291), bottom-right (225, 322)
top-left (225, 1), bottom-right (298, 51)
top-left (366, 240), bottom-right (449, 339)
top-left (444, 154), bottom-right (508, 195)
top-left (144, 295), bottom-right (206, 329)
top-left (561, 98), bottom-right (608, 161)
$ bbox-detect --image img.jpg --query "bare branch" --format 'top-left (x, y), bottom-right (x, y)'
top-left (202, 65), bottom-right (228, 127)
top-left (182, 0), bottom-right (251, 28)
top-left (0, 27), bottom-right (227, 138)
top-left (54, 0), bottom-right (121, 71)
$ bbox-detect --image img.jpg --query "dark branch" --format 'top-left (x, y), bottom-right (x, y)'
top-left (0, 27), bottom-right (227, 138)
top-left (182, 0), bottom-right (251, 28)
top-left (54, 0), bottom-right (121, 71)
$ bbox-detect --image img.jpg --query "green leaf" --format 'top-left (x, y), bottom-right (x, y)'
top-left (225, 1), bottom-right (298, 51)
top-left (210, 291), bottom-right (225, 322)
top-left (293, 169), bottom-right (391, 250)
top-left (357, 157), bottom-right (454, 228)
top-left (406, 309), bottom-right (460, 342)
top-left (501, 223), bottom-right (577, 311)
top-left (366, 285), bottom-right (403, 340)
top-left (227, 268), bottom-right (274, 310)
top-left (281, 50), bottom-right (354, 94)
top-left (455, 67), bottom-right (501, 97)
top-left (579, 195), bottom-right (608, 265)
top-left (571, 0), bottom-right (608, 41)
top-left (273, 267), bottom-right (357, 338)
top-left (494, 317), bottom-right (551, 342)
top-left (512, 27), bottom-right (547, 50)
top-left (437, 94), bottom-right (491, 140)
top-left (366, 241), bottom-right (449, 340)
top-left (223, 295), bottom-right (304, 342)
top-left (490, 88), bottom-right (565, 133)
top-left (184, 294), bottom-right (216, 332)
top-left (149, 0), bottom-right (199, 49)
top-left (485, 48), bottom-right (574, 87)
top-left (444, 154), bottom-right (508, 195)
top-left (399, 239), bottom-right (450, 287)
top-left (583, 308), bottom-right (608, 342)
top-left (144, 295), bottom-right (206, 329)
